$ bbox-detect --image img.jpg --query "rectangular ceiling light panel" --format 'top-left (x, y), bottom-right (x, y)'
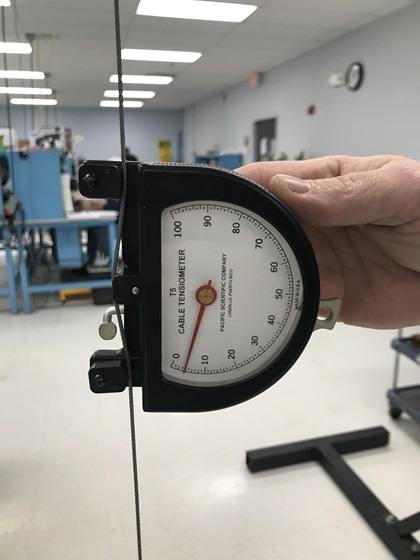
top-left (0, 87), bottom-right (52, 95)
top-left (104, 90), bottom-right (156, 99)
top-left (136, 0), bottom-right (257, 22)
top-left (0, 42), bottom-right (32, 54)
top-left (122, 48), bottom-right (201, 63)
top-left (109, 74), bottom-right (173, 85)
top-left (0, 70), bottom-right (45, 80)
top-left (100, 100), bottom-right (144, 108)
top-left (11, 98), bottom-right (57, 105)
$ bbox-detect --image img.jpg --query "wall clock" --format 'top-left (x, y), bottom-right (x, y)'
top-left (345, 62), bottom-right (364, 91)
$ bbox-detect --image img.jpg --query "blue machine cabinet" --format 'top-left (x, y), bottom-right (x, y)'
top-left (194, 153), bottom-right (243, 170)
top-left (2, 149), bottom-right (89, 270)
top-left (0, 150), bottom-right (118, 312)
top-left (2, 149), bottom-right (65, 220)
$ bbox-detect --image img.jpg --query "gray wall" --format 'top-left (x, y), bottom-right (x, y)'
top-left (0, 106), bottom-right (183, 162)
top-left (184, 3), bottom-right (420, 164)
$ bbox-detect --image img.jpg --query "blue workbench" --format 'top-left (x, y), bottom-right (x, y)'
top-left (16, 212), bottom-right (117, 313)
top-left (0, 187), bottom-right (18, 314)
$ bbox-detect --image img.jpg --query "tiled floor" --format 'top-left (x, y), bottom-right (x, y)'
top-left (1, 297), bottom-right (420, 559)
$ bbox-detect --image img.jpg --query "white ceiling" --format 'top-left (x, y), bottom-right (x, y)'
top-left (1, 0), bottom-right (413, 110)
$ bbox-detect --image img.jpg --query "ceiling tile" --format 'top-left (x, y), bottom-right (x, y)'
top-left (0, 0), bottom-right (411, 110)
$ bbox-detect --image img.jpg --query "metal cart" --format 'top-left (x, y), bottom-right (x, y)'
top-left (388, 329), bottom-right (420, 423)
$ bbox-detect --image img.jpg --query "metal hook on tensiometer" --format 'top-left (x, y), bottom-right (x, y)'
top-left (314, 298), bottom-right (341, 331)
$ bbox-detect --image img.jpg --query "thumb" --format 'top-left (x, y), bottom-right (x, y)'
top-left (268, 171), bottom-right (404, 227)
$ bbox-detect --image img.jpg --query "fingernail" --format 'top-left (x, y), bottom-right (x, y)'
top-left (272, 174), bottom-right (311, 193)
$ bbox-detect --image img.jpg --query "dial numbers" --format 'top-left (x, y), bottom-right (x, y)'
top-left (161, 202), bottom-right (303, 387)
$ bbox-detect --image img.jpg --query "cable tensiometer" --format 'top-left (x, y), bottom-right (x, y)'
top-left (80, 162), bottom-right (339, 412)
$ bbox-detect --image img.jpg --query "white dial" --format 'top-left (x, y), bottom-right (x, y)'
top-left (161, 201), bottom-right (303, 387)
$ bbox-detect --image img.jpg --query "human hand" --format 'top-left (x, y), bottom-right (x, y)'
top-left (237, 155), bottom-right (420, 328)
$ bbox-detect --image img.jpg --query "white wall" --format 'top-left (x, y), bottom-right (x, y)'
top-left (0, 106), bottom-right (183, 162)
top-left (184, 3), bottom-right (420, 164)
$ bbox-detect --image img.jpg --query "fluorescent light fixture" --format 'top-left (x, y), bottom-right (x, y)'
top-left (0, 70), bottom-right (45, 80)
top-left (110, 74), bottom-right (173, 85)
top-left (0, 1), bottom-right (12, 7)
top-left (0, 42), bottom-right (32, 54)
top-left (104, 90), bottom-right (155, 99)
top-left (10, 98), bottom-right (58, 106)
top-left (136, 0), bottom-right (257, 22)
top-left (122, 48), bottom-right (201, 63)
top-left (0, 87), bottom-right (52, 95)
top-left (100, 100), bottom-right (144, 108)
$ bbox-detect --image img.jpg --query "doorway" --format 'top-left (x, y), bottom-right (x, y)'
top-left (254, 118), bottom-right (276, 161)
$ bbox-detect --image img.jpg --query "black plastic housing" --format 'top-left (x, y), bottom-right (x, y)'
top-left (79, 161), bottom-right (320, 412)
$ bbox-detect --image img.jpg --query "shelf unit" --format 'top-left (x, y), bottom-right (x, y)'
top-left (388, 333), bottom-right (420, 423)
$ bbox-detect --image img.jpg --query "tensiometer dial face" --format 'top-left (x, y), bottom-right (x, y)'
top-left (161, 201), bottom-right (304, 387)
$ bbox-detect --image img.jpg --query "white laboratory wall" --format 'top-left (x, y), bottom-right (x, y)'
top-left (0, 107), bottom-right (183, 162)
top-left (184, 3), bottom-right (420, 164)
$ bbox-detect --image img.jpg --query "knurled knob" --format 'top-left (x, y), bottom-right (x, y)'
top-left (99, 321), bottom-right (117, 340)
